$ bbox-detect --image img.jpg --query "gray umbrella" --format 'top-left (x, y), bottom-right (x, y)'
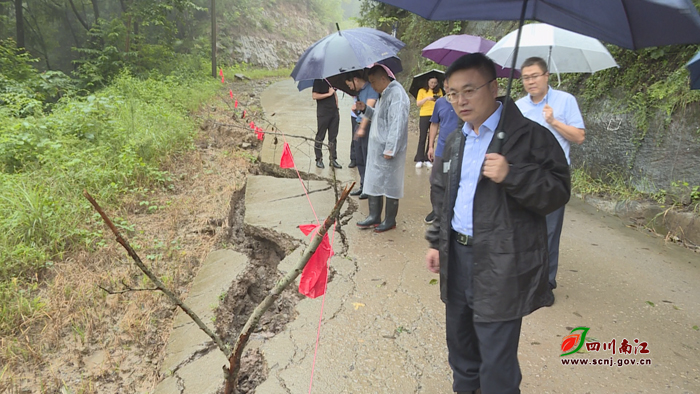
top-left (290, 27), bottom-right (405, 82)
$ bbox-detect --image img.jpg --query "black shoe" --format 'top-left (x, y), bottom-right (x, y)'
top-left (350, 188), bottom-right (363, 196)
top-left (316, 159), bottom-right (324, 169)
top-left (424, 211), bottom-right (436, 224)
top-left (330, 159), bottom-right (342, 169)
top-left (348, 160), bottom-right (357, 168)
top-left (359, 193), bottom-right (368, 200)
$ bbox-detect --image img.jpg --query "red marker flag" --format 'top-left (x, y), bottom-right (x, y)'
top-left (256, 131), bottom-right (264, 140)
top-left (280, 142), bottom-right (294, 167)
top-left (241, 110), bottom-right (246, 119)
top-left (221, 75), bottom-right (225, 83)
top-left (219, 69), bottom-right (223, 77)
top-left (298, 224), bottom-right (332, 298)
top-left (234, 99), bottom-right (238, 108)
top-left (229, 90), bottom-right (234, 99)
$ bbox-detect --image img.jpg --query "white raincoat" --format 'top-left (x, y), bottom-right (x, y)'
top-left (361, 80), bottom-right (410, 199)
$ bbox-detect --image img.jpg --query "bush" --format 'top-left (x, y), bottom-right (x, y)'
top-left (0, 70), bottom-right (219, 335)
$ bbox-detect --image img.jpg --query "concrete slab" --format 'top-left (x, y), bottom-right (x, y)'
top-left (154, 249), bottom-right (247, 393)
top-left (260, 79), bottom-right (359, 184)
top-left (244, 175), bottom-right (337, 241)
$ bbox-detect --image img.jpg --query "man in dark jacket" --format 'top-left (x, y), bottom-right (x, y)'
top-left (425, 53), bottom-right (570, 394)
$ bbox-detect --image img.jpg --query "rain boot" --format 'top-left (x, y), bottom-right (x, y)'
top-left (357, 195), bottom-right (382, 228)
top-left (374, 198), bottom-right (398, 233)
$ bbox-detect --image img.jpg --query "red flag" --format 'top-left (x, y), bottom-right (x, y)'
top-left (256, 131), bottom-right (264, 140)
top-left (280, 142), bottom-right (294, 168)
top-left (219, 69), bottom-right (223, 77)
top-left (229, 90), bottom-right (234, 99)
top-left (234, 99), bottom-right (238, 108)
top-left (241, 110), bottom-right (246, 119)
top-left (298, 224), bottom-right (332, 298)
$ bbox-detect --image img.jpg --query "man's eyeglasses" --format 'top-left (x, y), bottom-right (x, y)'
top-left (521, 73), bottom-right (547, 82)
top-left (445, 79), bottom-right (495, 103)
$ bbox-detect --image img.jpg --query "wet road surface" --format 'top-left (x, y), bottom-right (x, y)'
top-left (256, 79), bottom-right (700, 394)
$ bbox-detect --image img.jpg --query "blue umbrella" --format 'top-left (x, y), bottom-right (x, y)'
top-left (373, 0), bottom-right (700, 153)
top-left (291, 27), bottom-right (405, 82)
top-left (372, 0), bottom-right (700, 50)
top-left (687, 50), bottom-right (700, 90)
top-left (296, 56), bottom-right (404, 95)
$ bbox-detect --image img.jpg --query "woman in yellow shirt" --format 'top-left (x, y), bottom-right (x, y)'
top-left (415, 77), bottom-right (442, 168)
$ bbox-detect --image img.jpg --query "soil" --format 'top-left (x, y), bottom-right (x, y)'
top-left (0, 77), bottom-right (287, 394)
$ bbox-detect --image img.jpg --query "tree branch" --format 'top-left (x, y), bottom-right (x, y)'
top-left (99, 279), bottom-right (158, 294)
top-left (67, 0), bottom-right (89, 30)
top-left (222, 182), bottom-right (354, 394)
top-left (83, 190), bottom-right (229, 355)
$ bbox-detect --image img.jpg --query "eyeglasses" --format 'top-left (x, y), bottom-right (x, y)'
top-left (521, 73), bottom-right (547, 82)
top-left (445, 79), bottom-right (495, 103)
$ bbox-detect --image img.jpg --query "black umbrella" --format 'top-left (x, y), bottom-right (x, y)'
top-left (372, 0), bottom-right (700, 152)
top-left (408, 69), bottom-right (445, 99)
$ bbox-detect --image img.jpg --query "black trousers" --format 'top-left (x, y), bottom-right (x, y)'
top-left (414, 115), bottom-right (431, 162)
top-left (315, 109), bottom-right (339, 160)
top-left (354, 122), bottom-right (369, 186)
top-left (446, 237), bottom-right (523, 394)
top-left (429, 155), bottom-right (443, 213)
top-left (546, 205), bottom-right (565, 289)
top-left (350, 116), bottom-right (357, 162)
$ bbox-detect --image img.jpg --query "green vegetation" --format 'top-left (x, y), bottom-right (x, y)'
top-left (0, 43), bottom-right (220, 335)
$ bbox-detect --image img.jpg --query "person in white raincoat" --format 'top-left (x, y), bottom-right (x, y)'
top-left (354, 65), bottom-right (410, 233)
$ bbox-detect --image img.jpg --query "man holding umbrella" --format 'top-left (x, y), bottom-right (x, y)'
top-left (312, 79), bottom-right (342, 169)
top-left (354, 65), bottom-right (410, 232)
top-left (345, 71), bottom-right (379, 199)
top-left (425, 53), bottom-right (570, 394)
top-left (516, 56), bottom-right (585, 293)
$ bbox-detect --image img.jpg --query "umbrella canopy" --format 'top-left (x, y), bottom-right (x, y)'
top-left (687, 50), bottom-right (700, 90)
top-left (486, 23), bottom-right (618, 74)
top-left (290, 27), bottom-right (405, 82)
top-left (422, 34), bottom-right (519, 78)
top-left (370, 0), bottom-right (700, 50)
top-left (409, 69), bottom-right (445, 99)
top-left (296, 56), bottom-right (403, 96)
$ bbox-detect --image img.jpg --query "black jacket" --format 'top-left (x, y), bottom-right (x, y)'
top-left (426, 98), bottom-right (570, 322)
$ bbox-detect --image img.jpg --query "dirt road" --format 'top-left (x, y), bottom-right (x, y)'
top-left (251, 79), bottom-right (700, 394)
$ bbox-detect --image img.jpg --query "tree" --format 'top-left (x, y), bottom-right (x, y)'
top-left (14, 0), bottom-right (23, 48)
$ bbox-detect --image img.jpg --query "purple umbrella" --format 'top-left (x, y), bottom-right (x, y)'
top-left (422, 34), bottom-right (519, 78)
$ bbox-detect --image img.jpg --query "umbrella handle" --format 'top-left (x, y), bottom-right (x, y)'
top-left (495, 0), bottom-right (529, 155)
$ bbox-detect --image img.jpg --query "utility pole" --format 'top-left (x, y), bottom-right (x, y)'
top-left (211, 0), bottom-right (216, 78)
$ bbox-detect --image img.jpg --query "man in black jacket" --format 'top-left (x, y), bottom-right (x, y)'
top-left (425, 54), bottom-right (570, 394)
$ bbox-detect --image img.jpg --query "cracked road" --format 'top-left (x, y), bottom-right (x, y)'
top-left (252, 80), bottom-right (700, 394)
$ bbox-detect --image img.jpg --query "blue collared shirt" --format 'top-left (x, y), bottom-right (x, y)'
top-left (429, 97), bottom-right (460, 158)
top-left (515, 86), bottom-right (584, 164)
top-left (358, 82), bottom-right (379, 106)
top-left (451, 102), bottom-right (503, 236)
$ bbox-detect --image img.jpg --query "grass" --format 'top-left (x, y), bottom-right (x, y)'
top-left (571, 166), bottom-right (700, 214)
top-left (0, 70), bottom-right (268, 392)
top-left (225, 65), bottom-right (294, 80)
top-left (571, 166), bottom-right (664, 203)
